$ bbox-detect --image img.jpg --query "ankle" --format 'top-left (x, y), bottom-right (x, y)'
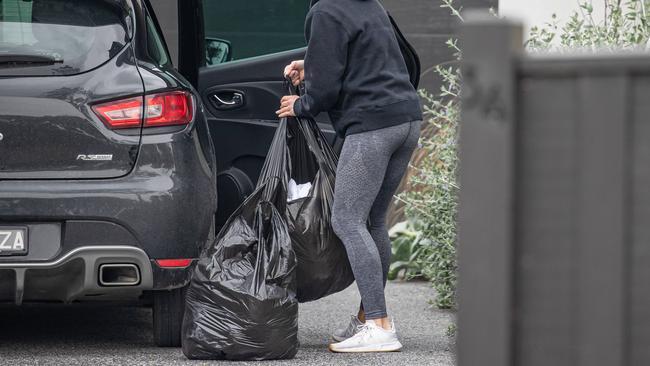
top-left (369, 317), bottom-right (392, 331)
top-left (357, 310), bottom-right (366, 323)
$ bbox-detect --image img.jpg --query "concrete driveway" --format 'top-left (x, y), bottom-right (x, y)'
top-left (0, 281), bottom-right (455, 366)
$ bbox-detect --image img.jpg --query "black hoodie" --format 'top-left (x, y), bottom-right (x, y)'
top-left (293, 0), bottom-right (423, 137)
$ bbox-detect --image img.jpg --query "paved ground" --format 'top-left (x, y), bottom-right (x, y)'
top-left (0, 281), bottom-right (455, 366)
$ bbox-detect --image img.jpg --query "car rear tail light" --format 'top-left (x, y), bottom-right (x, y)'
top-left (93, 97), bottom-right (144, 129)
top-left (144, 91), bottom-right (193, 127)
top-left (155, 259), bottom-right (193, 268)
top-left (93, 91), bottom-right (193, 129)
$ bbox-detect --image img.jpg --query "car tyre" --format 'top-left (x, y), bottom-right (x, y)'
top-left (153, 286), bottom-right (186, 347)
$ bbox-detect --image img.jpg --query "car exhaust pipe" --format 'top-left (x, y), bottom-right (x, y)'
top-left (99, 264), bottom-right (141, 286)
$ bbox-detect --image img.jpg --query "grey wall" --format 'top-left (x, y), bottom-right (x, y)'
top-left (382, 0), bottom-right (498, 92)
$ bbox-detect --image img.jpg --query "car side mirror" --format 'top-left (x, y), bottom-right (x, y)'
top-left (205, 38), bottom-right (232, 65)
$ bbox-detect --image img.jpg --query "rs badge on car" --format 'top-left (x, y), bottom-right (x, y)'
top-left (77, 154), bottom-right (114, 161)
top-left (0, 227), bottom-right (28, 256)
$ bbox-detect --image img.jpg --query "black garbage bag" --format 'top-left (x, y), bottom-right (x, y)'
top-left (182, 119), bottom-right (299, 360)
top-left (283, 116), bottom-right (355, 302)
top-left (238, 83), bottom-right (353, 303)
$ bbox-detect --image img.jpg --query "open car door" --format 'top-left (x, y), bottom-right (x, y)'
top-left (149, 0), bottom-right (336, 227)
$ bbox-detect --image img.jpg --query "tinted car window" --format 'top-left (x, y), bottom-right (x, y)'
top-left (202, 0), bottom-right (310, 65)
top-left (0, 0), bottom-right (130, 76)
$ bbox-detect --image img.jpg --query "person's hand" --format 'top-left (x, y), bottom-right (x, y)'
top-left (283, 60), bottom-right (305, 86)
top-left (276, 95), bottom-right (300, 118)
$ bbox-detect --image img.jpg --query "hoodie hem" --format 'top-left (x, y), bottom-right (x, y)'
top-left (338, 98), bottom-right (423, 136)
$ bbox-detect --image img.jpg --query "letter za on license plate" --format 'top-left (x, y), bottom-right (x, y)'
top-left (0, 227), bottom-right (28, 256)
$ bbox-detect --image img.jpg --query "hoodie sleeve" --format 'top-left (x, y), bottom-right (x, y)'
top-left (293, 11), bottom-right (350, 119)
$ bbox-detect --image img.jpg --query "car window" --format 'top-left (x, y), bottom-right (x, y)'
top-left (0, 0), bottom-right (131, 77)
top-left (146, 15), bottom-right (170, 66)
top-left (202, 0), bottom-right (310, 66)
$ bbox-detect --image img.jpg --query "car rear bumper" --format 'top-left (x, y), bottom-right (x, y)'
top-left (0, 245), bottom-right (154, 305)
top-left (0, 245), bottom-right (197, 305)
top-left (0, 129), bottom-right (216, 298)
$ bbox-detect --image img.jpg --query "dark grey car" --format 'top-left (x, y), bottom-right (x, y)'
top-left (0, 0), bottom-right (216, 346)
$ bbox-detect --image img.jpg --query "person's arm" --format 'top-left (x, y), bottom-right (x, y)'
top-left (293, 11), bottom-right (350, 118)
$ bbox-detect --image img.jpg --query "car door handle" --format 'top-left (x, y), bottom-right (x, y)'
top-left (210, 91), bottom-right (245, 110)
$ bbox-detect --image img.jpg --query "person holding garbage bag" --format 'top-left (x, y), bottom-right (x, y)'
top-left (277, 0), bottom-right (423, 354)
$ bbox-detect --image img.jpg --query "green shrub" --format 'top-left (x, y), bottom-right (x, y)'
top-left (393, 0), bottom-right (650, 311)
top-left (391, 55), bottom-right (461, 309)
top-left (387, 221), bottom-right (429, 281)
top-left (528, 0), bottom-right (650, 51)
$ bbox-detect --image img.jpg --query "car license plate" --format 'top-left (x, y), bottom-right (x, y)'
top-left (0, 227), bottom-right (28, 256)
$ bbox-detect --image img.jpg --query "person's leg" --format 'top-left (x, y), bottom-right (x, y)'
top-left (331, 122), bottom-right (414, 323)
top-left (353, 120), bottom-right (422, 326)
top-left (367, 120), bottom-right (421, 328)
top-left (369, 120), bottom-right (422, 286)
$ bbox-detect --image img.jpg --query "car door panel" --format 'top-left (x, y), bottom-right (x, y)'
top-left (197, 48), bottom-right (337, 227)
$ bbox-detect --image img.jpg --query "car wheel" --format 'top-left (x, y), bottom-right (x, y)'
top-left (153, 286), bottom-right (186, 347)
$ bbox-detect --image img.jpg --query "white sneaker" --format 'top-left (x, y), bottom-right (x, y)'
top-left (328, 320), bottom-right (403, 353)
top-left (332, 315), bottom-right (364, 342)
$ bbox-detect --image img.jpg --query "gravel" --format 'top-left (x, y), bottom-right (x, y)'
top-left (0, 281), bottom-right (455, 366)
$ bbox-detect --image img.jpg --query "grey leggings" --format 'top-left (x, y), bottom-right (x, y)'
top-left (331, 120), bottom-right (421, 320)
